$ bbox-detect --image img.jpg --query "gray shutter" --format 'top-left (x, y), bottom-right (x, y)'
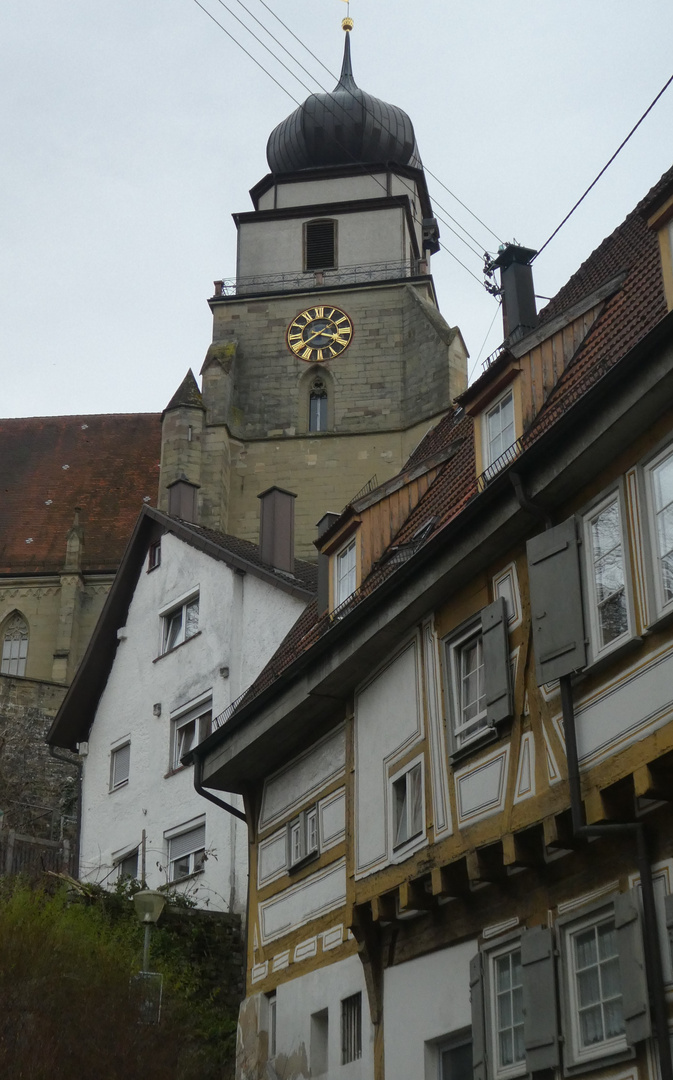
top-left (666, 892), bottom-right (673, 940)
top-left (169, 823), bottom-right (206, 861)
top-left (526, 518), bottom-right (586, 685)
top-left (614, 889), bottom-right (651, 1045)
top-left (470, 952), bottom-right (487, 1080)
top-left (481, 597), bottom-right (513, 726)
top-left (521, 926), bottom-right (559, 1071)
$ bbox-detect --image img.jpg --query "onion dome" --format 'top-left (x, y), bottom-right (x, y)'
top-left (266, 30), bottom-right (422, 175)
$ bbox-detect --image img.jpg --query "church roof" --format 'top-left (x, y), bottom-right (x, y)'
top-left (0, 413), bottom-right (161, 575)
top-left (163, 369), bottom-right (204, 415)
top-left (266, 30), bottom-right (422, 176)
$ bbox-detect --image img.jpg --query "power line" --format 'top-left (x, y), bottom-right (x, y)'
top-left (468, 300), bottom-right (502, 384)
top-left (190, 0), bottom-right (493, 288)
top-left (533, 71), bottom-right (673, 262)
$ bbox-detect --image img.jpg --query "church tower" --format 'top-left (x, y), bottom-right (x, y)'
top-left (160, 23), bottom-right (468, 557)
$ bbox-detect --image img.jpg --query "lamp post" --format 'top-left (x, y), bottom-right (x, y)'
top-left (133, 889), bottom-right (166, 972)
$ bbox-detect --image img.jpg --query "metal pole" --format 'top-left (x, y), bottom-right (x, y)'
top-left (142, 924), bottom-right (151, 973)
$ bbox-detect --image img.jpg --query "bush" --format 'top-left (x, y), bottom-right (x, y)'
top-left (0, 878), bottom-right (238, 1079)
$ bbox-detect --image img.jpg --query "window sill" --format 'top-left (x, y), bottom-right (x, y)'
top-left (168, 868), bottom-right (205, 886)
top-left (574, 632), bottom-right (643, 683)
top-left (109, 780), bottom-right (129, 794)
top-left (164, 764), bottom-right (191, 779)
top-left (642, 603), bottom-right (673, 636)
top-left (563, 1042), bottom-right (634, 1076)
top-left (153, 631), bottom-right (202, 663)
top-left (288, 850), bottom-right (320, 876)
top-left (450, 724), bottom-right (499, 766)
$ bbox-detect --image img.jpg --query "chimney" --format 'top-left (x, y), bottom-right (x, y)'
top-left (316, 511), bottom-right (340, 615)
top-left (492, 244), bottom-right (538, 345)
top-left (258, 487), bottom-right (297, 574)
top-left (167, 476), bottom-right (199, 523)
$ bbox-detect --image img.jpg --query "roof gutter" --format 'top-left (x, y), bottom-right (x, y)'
top-left (192, 750), bottom-right (247, 823)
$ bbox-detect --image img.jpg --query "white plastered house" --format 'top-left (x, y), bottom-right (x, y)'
top-left (47, 496), bottom-right (315, 912)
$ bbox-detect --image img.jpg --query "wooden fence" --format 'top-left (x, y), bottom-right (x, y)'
top-left (0, 829), bottom-right (73, 878)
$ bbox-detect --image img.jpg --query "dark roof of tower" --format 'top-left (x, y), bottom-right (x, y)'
top-left (163, 369), bottom-right (204, 415)
top-left (266, 31), bottom-right (422, 176)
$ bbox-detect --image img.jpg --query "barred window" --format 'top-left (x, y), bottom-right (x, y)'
top-left (305, 220), bottom-right (336, 271)
top-left (341, 992), bottom-right (362, 1064)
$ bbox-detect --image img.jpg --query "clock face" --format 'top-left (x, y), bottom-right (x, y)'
top-left (287, 305), bottom-right (354, 362)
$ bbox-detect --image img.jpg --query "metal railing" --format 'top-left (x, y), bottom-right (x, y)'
top-left (214, 260), bottom-right (425, 298)
top-left (476, 438), bottom-right (523, 491)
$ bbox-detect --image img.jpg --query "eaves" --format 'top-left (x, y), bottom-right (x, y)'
top-left (198, 308), bottom-right (673, 793)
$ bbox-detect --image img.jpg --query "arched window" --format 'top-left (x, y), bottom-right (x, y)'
top-left (309, 376), bottom-right (328, 432)
top-left (1, 612), bottom-right (29, 677)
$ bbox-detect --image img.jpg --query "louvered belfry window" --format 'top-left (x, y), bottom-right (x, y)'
top-left (305, 220), bottom-right (336, 271)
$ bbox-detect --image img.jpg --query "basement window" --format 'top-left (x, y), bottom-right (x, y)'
top-left (341, 993), bottom-right (362, 1064)
top-left (305, 220), bottom-right (337, 271)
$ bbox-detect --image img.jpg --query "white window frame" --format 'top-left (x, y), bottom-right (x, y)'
top-left (446, 621), bottom-right (488, 751)
top-left (483, 388), bottom-right (516, 469)
top-left (159, 589), bottom-right (199, 654)
top-left (389, 755), bottom-right (425, 856)
top-left (435, 1030), bottom-right (473, 1080)
top-left (109, 741), bottom-right (131, 791)
top-left (334, 538), bottom-right (357, 608)
top-left (170, 698), bottom-right (212, 772)
top-left (644, 441), bottom-right (673, 620)
top-left (581, 487), bottom-right (633, 661)
top-left (147, 540), bottom-right (161, 571)
top-left (166, 819), bottom-right (206, 882)
top-left (114, 846), bottom-right (139, 881)
top-left (287, 806), bottom-right (319, 870)
top-left (493, 563), bottom-right (522, 630)
top-left (560, 905), bottom-right (627, 1068)
top-left (486, 939), bottom-right (526, 1080)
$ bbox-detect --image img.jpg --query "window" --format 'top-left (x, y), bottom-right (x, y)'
top-left (148, 540), bottom-right (161, 570)
top-left (1, 612), bottom-right (28, 677)
top-left (485, 390), bottom-right (515, 467)
top-left (309, 377), bottom-right (328, 432)
top-left (392, 762), bottom-right (423, 849)
top-left (171, 702), bottom-right (212, 771)
top-left (305, 219), bottom-right (336, 271)
top-left (341, 993), bottom-right (362, 1064)
top-left (438, 1034), bottom-right (473, 1080)
top-left (564, 914), bottom-right (626, 1063)
top-left (583, 493), bottom-right (630, 655)
top-left (445, 599), bottom-right (513, 754)
top-left (288, 806), bottom-right (319, 869)
top-left (491, 947), bottom-right (525, 1076)
top-left (161, 593), bottom-right (199, 654)
top-left (168, 822), bottom-right (206, 881)
top-left (110, 742), bottom-right (130, 790)
top-left (311, 1007), bottom-right (328, 1075)
top-left (646, 444), bottom-right (673, 615)
top-left (116, 848), bottom-right (139, 880)
top-left (335, 540), bottom-right (356, 607)
top-left (267, 992), bottom-right (277, 1058)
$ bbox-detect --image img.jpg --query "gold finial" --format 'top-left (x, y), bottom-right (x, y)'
top-left (342, 16), bottom-right (354, 31)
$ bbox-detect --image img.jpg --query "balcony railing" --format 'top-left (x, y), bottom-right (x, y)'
top-left (213, 259), bottom-right (428, 298)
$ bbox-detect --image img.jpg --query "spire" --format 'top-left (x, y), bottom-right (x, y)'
top-left (163, 369), bottom-right (204, 414)
top-left (336, 23), bottom-right (356, 92)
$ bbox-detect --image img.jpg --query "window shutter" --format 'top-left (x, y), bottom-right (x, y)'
top-left (521, 926), bottom-right (559, 1071)
top-left (169, 824), bottom-right (206, 861)
top-left (113, 743), bottom-right (130, 786)
top-left (470, 952), bottom-right (487, 1080)
top-left (481, 597), bottom-right (513, 726)
top-left (526, 518), bottom-right (586, 685)
top-left (614, 890), bottom-right (651, 1045)
top-left (665, 892), bottom-right (673, 941)
top-left (305, 221), bottom-right (336, 270)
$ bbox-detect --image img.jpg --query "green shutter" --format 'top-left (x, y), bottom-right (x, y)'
top-left (526, 518), bottom-right (586, 685)
top-left (614, 890), bottom-right (651, 1045)
top-left (481, 597), bottom-right (513, 726)
top-left (521, 926), bottom-right (559, 1071)
top-left (470, 952), bottom-right (487, 1080)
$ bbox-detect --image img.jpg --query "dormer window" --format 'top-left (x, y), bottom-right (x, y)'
top-left (485, 389), bottom-right (515, 467)
top-left (305, 220), bottom-right (336, 271)
top-left (335, 539), bottom-right (357, 607)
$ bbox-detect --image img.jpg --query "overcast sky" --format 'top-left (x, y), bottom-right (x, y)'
top-left (2, 0), bottom-right (673, 419)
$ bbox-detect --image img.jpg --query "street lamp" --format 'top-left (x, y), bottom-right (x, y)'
top-left (133, 889), bottom-right (166, 972)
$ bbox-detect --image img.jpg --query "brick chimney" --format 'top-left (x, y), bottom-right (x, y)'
top-left (492, 244), bottom-right (538, 345)
top-left (258, 487), bottom-right (297, 574)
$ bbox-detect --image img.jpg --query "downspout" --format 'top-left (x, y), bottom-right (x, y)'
top-left (192, 751), bottom-right (247, 824)
top-left (48, 744), bottom-right (82, 878)
top-left (512, 475), bottom-right (673, 1080)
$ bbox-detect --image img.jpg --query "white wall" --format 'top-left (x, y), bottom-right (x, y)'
top-left (273, 953), bottom-right (374, 1080)
top-left (383, 939), bottom-right (476, 1080)
top-left (79, 532), bottom-right (307, 911)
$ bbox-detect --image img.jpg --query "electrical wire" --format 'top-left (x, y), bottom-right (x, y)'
top-left (533, 71), bottom-right (673, 262)
top-left (467, 300), bottom-right (502, 384)
top-left (190, 0), bottom-right (493, 288)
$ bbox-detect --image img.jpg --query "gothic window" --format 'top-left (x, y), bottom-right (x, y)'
top-left (309, 377), bottom-right (328, 432)
top-left (305, 220), bottom-right (337, 271)
top-left (1, 612), bottom-right (28, 677)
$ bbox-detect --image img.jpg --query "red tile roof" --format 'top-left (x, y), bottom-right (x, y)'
top-left (224, 165), bottom-right (673, 722)
top-left (0, 414), bottom-right (161, 575)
